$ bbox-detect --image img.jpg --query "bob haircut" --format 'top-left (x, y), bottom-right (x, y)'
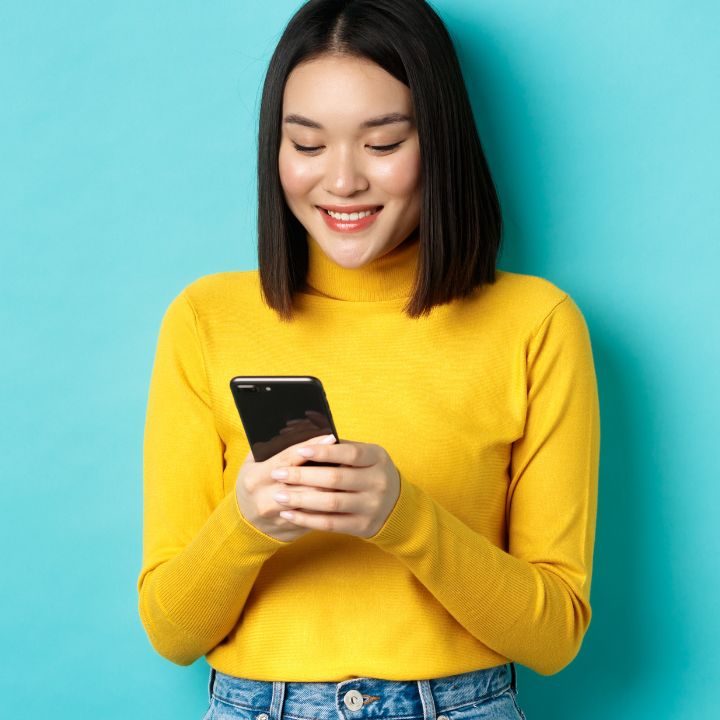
top-left (258, 0), bottom-right (502, 320)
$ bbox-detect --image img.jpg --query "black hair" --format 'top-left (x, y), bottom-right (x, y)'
top-left (257, 0), bottom-right (502, 320)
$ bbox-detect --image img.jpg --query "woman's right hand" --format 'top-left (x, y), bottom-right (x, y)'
top-left (235, 433), bottom-right (337, 542)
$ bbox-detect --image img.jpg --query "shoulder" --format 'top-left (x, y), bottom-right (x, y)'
top-left (487, 272), bottom-right (592, 369)
top-left (488, 270), bottom-right (586, 331)
top-left (492, 269), bottom-right (567, 312)
top-left (464, 271), bottom-right (590, 354)
top-left (158, 270), bottom-right (264, 336)
top-left (179, 270), bottom-right (260, 312)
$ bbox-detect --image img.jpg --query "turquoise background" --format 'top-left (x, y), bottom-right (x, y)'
top-left (1, 0), bottom-right (718, 717)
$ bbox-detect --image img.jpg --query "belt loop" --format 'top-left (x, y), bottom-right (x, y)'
top-left (270, 681), bottom-right (286, 720)
top-left (207, 668), bottom-right (216, 701)
top-left (509, 663), bottom-right (518, 696)
top-left (417, 680), bottom-right (437, 720)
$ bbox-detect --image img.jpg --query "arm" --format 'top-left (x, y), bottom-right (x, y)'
top-left (138, 291), bottom-right (288, 666)
top-left (365, 295), bottom-right (600, 675)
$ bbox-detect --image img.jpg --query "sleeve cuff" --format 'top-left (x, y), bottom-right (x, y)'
top-left (364, 472), bottom-right (426, 553)
top-left (229, 489), bottom-right (294, 550)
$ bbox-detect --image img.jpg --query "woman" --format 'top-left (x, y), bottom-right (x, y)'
top-left (138, 1), bottom-right (600, 718)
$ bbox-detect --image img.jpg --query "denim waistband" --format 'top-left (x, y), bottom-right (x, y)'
top-left (209, 664), bottom-right (517, 720)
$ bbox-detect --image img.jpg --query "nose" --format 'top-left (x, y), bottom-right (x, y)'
top-left (321, 146), bottom-right (368, 197)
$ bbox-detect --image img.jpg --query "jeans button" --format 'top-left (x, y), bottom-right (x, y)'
top-left (437, 715), bottom-right (449, 720)
top-left (257, 715), bottom-right (269, 720)
top-left (343, 690), bottom-right (364, 711)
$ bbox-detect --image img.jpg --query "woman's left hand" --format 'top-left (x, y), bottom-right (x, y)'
top-left (269, 437), bottom-right (401, 539)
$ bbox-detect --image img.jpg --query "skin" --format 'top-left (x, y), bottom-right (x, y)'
top-left (235, 54), bottom-right (422, 541)
top-left (278, 54), bottom-right (422, 267)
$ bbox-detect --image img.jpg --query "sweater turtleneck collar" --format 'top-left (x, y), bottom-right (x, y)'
top-left (300, 232), bottom-right (420, 302)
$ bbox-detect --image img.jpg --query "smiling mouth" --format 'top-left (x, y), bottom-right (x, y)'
top-left (318, 206), bottom-right (382, 221)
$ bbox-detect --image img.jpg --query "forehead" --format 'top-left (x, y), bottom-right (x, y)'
top-left (283, 55), bottom-right (413, 122)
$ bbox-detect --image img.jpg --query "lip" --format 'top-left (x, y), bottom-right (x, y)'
top-left (317, 204), bottom-right (383, 233)
top-left (318, 204), bottom-right (381, 213)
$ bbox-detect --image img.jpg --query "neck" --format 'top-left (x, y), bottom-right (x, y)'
top-left (300, 233), bottom-right (420, 302)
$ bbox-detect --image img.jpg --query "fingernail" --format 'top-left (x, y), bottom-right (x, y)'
top-left (279, 511), bottom-right (294, 520)
top-left (318, 434), bottom-right (336, 444)
top-left (297, 447), bottom-right (315, 457)
top-left (273, 493), bottom-right (289, 503)
top-left (271, 469), bottom-right (288, 479)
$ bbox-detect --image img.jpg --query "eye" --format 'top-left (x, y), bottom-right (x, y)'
top-left (292, 141), bottom-right (323, 154)
top-left (369, 141), bottom-right (403, 153)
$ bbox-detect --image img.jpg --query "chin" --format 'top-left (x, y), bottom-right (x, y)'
top-left (315, 233), bottom-right (381, 269)
top-left (326, 247), bottom-right (371, 269)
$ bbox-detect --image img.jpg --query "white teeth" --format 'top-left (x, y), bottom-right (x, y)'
top-left (326, 208), bottom-right (378, 220)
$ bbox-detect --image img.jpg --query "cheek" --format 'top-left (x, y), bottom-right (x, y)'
top-left (278, 144), bottom-right (319, 202)
top-left (372, 149), bottom-right (422, 201)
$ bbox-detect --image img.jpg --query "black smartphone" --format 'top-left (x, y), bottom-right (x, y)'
top-left (229, 376), bottom-right (340, 466)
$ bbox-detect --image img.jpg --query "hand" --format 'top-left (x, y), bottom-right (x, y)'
top-left (235, 434), bottom-right (338, 542)
top-left (252, 418), bottom-right (332, 460)
top-left (268, 439), bottom-right (401, 539)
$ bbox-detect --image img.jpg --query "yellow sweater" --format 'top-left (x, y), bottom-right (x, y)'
top-left (139, 234), bottom-right (600, 680)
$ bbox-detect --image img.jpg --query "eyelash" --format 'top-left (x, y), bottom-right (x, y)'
top-left (292, 141), bottom-right (403, 154)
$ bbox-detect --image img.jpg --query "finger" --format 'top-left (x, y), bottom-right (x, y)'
top-left (260, 428), bottom-right (334, 459)
top-left (273, 487), bottom-right (362, 514)
top-left (270, 433), bottom-right (337, 469)
top-left (277, 509), bottom-right (359, 534)
top-left (270, 463), bottom-right (364, 491)
top-left (293, 439), bottom-right (375, 469)
top-left (242, 449), bottom-right (256, 465)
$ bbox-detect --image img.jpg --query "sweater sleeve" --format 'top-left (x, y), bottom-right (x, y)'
top-left (138, 291), bottom-right (289, 666)
top-left (364, 295), bottom-right (600, 675)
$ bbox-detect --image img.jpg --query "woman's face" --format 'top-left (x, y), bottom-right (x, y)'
top-left (279, 55), bottom-right (421, 269)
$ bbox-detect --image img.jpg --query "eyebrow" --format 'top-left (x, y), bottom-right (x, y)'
top-left (283, 112), bottom-right (412, 130)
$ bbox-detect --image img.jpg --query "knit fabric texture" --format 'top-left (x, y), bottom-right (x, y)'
top-left (139, 233), bottom-right (600, 680)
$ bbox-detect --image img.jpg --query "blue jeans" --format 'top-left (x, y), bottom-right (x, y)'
top-left (202, 664), bottom-right (526, 720)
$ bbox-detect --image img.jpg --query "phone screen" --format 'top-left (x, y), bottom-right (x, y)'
top-left (229, 376), bottom-right (339, 463)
